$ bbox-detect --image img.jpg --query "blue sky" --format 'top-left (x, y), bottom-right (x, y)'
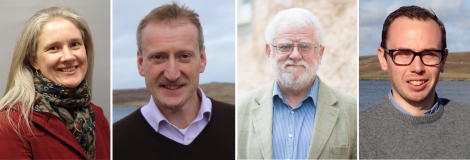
top-left (113, 0), bottom-right (235, 90)
top-left (359, 0), bottom-right (470, 56)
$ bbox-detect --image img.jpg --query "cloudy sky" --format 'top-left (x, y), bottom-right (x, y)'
top-left (359, 0), bottom-right (470, 56)
top-left (113, 0), bottom-right (235, 90)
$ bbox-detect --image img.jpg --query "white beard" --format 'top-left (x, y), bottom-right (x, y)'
top-left (269, 55), bottom-right (320, 91)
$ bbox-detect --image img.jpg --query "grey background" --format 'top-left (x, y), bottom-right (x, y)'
top-left (0, 0), bottom-right (111, 122)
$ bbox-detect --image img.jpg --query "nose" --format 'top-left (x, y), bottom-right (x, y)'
top-left (164, 56), bottom-right (181, 81)
top-left (288, 46), bottom-right (302, 61)
top-left (61, 47), bottom-right (75, 62)
top-left (409, 55), bottom-right (425, 74)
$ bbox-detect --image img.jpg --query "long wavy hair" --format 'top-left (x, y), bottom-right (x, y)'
top-left (0, 6), bottom-right (94, 136)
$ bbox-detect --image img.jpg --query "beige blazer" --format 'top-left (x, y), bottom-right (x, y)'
top-left (237, 78), bottom-right (357, 159)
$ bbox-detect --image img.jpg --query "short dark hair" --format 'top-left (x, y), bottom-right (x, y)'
top-left (381, 5), bottom-right (446, 49)
top-left (136, 2), bottom-right (203, 53)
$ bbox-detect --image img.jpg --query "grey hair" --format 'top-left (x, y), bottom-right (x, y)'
top-left (265, 8), bottom-right (323, 46)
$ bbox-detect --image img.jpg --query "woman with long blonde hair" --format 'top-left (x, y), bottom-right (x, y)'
top-left (0, 6), bottom-right (109, 159)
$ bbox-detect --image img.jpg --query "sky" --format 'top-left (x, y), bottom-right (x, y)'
top-left (113, 0), bottom-right (235, 90)
top-left (359, 0), bottom-right (470, 56)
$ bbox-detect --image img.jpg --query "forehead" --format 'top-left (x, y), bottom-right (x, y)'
top-left (274, 21), bottom-right (316, 43)
top-left (387, 17), bottom-right (442, 49)
top-left (140, 20), bottom-right (199, 52)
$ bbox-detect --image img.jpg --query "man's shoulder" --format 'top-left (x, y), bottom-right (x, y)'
top-left (360, 96), bottom-right (389, 120)
top-left (319, 81), bottom-right (356, 110)
top-left (209, 98), bottom-right (234, 110)
top-left (113, 107), bottom-right (145, 131)
top-left (208, 98), bottom-right (235, 118)
top-left (237, 81), bottom-right (274, 108)
top-left (439, 98), bottom-right (470, 116)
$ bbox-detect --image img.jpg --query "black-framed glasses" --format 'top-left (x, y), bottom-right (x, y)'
top-left (383, 48), bottom-right (446, 66)
top-left (270, 43), bottom-right (320, 55)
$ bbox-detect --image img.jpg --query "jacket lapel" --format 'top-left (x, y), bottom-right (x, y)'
top-left (251, 81), bottom-right (274, 159)
top-left (31, 111), bottom-right (88, 159)
top-left (307, 80), bottom-right (339, 159)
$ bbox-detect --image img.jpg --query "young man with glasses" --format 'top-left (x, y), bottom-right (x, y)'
top-left (237, 8), bottom-right (357, 159)
top-left (360, 5), bottom-right (470, 159)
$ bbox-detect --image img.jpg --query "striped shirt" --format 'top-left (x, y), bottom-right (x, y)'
top-left (272, 76), bottom-right (319, 159)
top-left (388, 90), bottom-right (440, 116)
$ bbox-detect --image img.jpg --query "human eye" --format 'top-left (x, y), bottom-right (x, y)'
top-left (394, 50), bottom-right (412, 56)
top-left (47, 46), bottom-right (58, 52)
top-left (179, 53), bottom-right (193, 63)
top-left (299, 43), bottom-right (312, 50)
top-left (150, 54), bottom-right (167, 63)
top-left (277, 43), bottom-right (292, 52)
top-left (71, 42), bottom-right (81, 48)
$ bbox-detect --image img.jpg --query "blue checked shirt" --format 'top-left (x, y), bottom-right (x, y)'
top-left (388, 90), bottom-right (440, 116)
top-left (272, 76), bottom-right (319, 159)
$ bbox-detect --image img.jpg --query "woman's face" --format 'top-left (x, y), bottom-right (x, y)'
top-left (29, 17), bottom-right (87, 88)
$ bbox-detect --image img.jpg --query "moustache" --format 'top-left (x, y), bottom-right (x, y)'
top-left (282, 60), bottom-right (309, 69)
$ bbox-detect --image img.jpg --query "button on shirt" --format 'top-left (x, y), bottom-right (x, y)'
top-left (388, 90), bottom-right (440, 116)
top-left (141, 87), bottom-right (212, 145)
top-left (272, 76), bottom-right (319, 159)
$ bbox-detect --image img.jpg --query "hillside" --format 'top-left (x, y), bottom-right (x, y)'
top-left (113, 82), bottom-right (235, 107)
top-left (360, 51), bottom-right (470, 80)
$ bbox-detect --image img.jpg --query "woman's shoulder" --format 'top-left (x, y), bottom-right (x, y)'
top-left (90, 102), bottom-right (103, 114)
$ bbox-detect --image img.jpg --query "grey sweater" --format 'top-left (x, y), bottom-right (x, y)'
top-left (360, 95), bottom-right (470, 159)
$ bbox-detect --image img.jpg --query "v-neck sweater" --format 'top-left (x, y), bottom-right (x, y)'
top-left (113, 99), bottom-right (235, 160)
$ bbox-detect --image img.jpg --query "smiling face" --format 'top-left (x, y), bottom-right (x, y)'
top-left (137, 20), bottom-right (206, 111)
top-left (29, 17), bottom-right (87, 88)
top-left (378, 17), bottom-right (447, 107)
top-left (267, 21), bottom-right (324, 91)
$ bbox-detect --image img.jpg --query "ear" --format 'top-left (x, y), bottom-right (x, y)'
top-left (199, 45), bottom-right (206, 73)
top-left (28, 55), bottom-right (39, 70)
top-left (377, 47), bottom-right (388, 71)
top-left (265, 44), bottom-right (272, 58)
top-left (137, 50), bottom-right (145, 77)
top-left (318, 46), bottom-right (325, 64)
top-left (440, 49), bottom-right (448, 73)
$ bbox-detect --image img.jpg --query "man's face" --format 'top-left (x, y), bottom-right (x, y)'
top-left (138, 20), bottom-right (206, 111)
top-left (378, 17), bottom-right (447, 106)
top-left (266, 21), bottom-right (324, 91)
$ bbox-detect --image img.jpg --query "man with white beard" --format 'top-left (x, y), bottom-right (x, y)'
top-left (237, 8), bottom-right (357, 159)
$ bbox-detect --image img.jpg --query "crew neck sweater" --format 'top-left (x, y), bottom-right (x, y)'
top-left (360, 96), bottom-right (470, 159)
top-left (113, 99), bottom-right (235, 160)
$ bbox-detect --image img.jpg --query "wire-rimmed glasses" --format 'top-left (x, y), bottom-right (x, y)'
top-left (270, 43), bottom-right (320, 55)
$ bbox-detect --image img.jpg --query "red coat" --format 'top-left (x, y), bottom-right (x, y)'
top-left (0, 103), bottom-right (110, 159)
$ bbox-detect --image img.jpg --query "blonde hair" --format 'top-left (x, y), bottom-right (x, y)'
top-left (0, 6), bottom-right (94, 136)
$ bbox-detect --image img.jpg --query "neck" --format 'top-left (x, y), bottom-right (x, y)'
top-left (277, 78), bottom-right (314, 108)
top-left (157, 90), bottom-right (202, 129)
top-left (392, 89), bottom-right (436, 116)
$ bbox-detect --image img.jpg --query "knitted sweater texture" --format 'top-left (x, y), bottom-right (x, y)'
top-left (113, 99), bottom-right (235, 160)
top-left (360, 96), bottom-right (470, 159)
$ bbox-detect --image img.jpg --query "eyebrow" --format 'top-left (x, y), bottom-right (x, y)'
top-left (390, 47), bottom-right (443, 51)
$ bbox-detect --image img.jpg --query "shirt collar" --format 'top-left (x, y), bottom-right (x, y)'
top-left (388, 89), bottom-right (440, 116)
top-left (144, 87), bottom-right (212, 131)
top-left (272, 75), bottom-right (319, 108)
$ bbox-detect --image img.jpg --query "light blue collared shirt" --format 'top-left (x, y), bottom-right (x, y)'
top-left (272, 76), bottom-right (319, 159)
top-left (388, 90), bottom-right (439, 116)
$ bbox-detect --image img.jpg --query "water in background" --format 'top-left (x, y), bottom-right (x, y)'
top-left (360, 80), bottom-right (470, 111)
top-left (113, 107), bottom-right (140, 123)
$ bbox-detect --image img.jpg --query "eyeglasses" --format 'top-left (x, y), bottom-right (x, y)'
top-left (383, 48), bottom-right (446, 66)
top-left (270, 43), bottom-right (320, 55)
